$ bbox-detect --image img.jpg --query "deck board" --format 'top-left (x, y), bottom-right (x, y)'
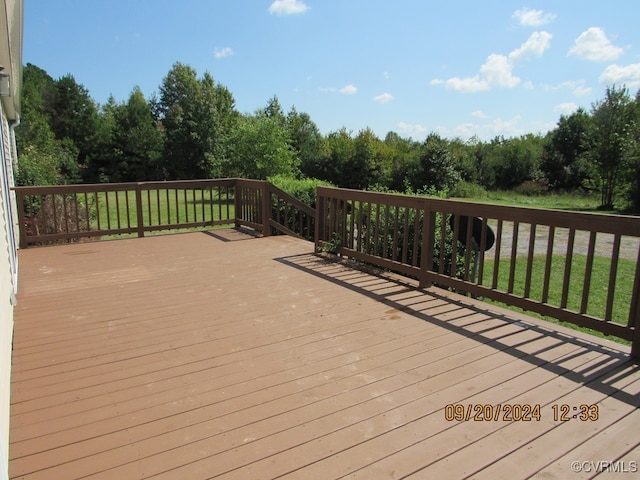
top-left (9, 230), bottom-right (640, 479)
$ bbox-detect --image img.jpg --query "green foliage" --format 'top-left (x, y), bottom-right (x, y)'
top-left (449, 180), bottom-right (488, 199)
top-left (14, 62), bottom-right (640, 216)
top-left (228, 114), bottom-right (298, 179)
top-left (158, 62), bottom-right (238, 179)
top-left (404, 133), bottom-right (461, 194)
top-left (480, 135), bottom-right (543, 190)
top-left (585, 86), bottom-right (637, 209)
top-left (113, 87), bottom-right (164, 181)
top-left (50, 74), bottom-right (100, 169)
top-left (287, 107), bottom-right (326, 179)
top-left (15, 144), bottom-right (78, 186)
top-left (541, 108), bottom-right (592, 191)
top-left (267, 174), bottom-right (333, 208)
top-left (513, 180), bottom-right (549, 196)
top-left (318, 232), bottom-right (342, 254)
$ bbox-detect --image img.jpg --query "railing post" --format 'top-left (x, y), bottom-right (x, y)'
top-left (314, 188), bottom-right (326, 251)
top-left (234, 181), bottom-right (241, 229)
top-left (419, 200), bottom-right (434, 288)
top-left (262, 181), bottom-right (271, 237)
top-left (630, 252), bottom-right (640, 360)
top-left (135, 183), bottom-right (144, 238)
top-left (14, 188), bottom-right (27, 249)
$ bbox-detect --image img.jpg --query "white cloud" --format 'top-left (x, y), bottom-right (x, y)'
top-left (214, 47), bottom-right (234, 59)
top-left (433, 32), bottom-right (550, 93)
top-left (433, 75), bottom-right (489, 93)
top-left (471, 110), bottom-right (488, 119)
top-left (568, 27), bottom-right (624, 62)
top-left (509, 31), bottom-right (552, 63)
top-left (554, 102), bottom-right (579, 115)
top-left (480, 54), bottom-right (520, 88)
top-left (373, 93), bottom-right (394, 104)
top-left (512, 8), bottom-right (556, 27)
top-left (599, 63), bottom-right (640, 88)
top-left (340, 84), bottom-right (358, 95)
top-left (437, 115), bottom-right (524, 141)
top-left (397, 122), bottom-right (428, 140)
top-left (573, 85), bottom-right (592, 96)
top-left (268, 0), bottom-right (309, 16)
top-left (545, 80), bottom-right (592, 96)
top-left (320, 84), bottom-right (358, 95)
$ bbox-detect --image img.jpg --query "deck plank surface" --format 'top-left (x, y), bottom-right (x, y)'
top-left (9, 230), bottom-right (640, 479)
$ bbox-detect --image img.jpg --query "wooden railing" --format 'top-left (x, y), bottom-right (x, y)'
top-left (13, 179), bottom-right (640, 356)
top-left (13, 179), bottom-right (314, 248)
top-left (316, 186), bottom-right (640, 357)
top-left (231, 179), bottom-right (315, 241)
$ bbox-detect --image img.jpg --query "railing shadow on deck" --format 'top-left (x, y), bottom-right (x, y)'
top-left (315, 186), bottom-right (640, 358)
top-left (275, 252), bottom-right (640, 407)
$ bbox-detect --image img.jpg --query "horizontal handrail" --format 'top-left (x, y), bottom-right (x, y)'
top-left (316, 186), bottom-right (640, 358)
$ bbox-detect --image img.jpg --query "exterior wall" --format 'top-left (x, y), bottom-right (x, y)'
top-left (0, 97), bottom-right (15, 480)
top-left (0, 1), bottom-right (22, 478)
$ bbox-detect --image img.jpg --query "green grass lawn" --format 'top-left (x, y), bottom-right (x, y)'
top-left (480, 253), bottom-right (635, 344)
top-left (90, 187), bottom-right (236, 237)
top-left (453, 190), bottom-right (615, 213)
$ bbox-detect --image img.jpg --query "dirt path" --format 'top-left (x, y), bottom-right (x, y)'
top-left (485, 221), bottom-right (640, 261)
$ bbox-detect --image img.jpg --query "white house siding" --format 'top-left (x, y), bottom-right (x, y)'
top-left (0, 101), bottom-right (16, 480)
top-left (0, 1), bottom-right (22, 478)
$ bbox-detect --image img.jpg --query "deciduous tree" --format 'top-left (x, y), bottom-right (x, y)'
top-left (586, 86), bottom-right (636, 209)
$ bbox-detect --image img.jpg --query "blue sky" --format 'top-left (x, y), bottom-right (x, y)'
top-left (24, 0), bottom-right (640, 141)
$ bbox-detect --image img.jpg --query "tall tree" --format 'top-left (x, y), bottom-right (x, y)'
top-left (586, 86), bottom-right (636, 208)
top-left (384, 131), bottom-right (419, 191)
top-left (50, 74), bottom-right (100, 170)
top-left (320, 129), bottom-right (356, 188)
top-left (541, 108), bottom-right (592, 191)
top-left (114, 87), bottom-right (164, 181)
top-left (227, 113), bottom-right (298, 179)
top-left (15, 64), bottom-right (80, 185)
top-left (405, 133), bottom-right (460, 194)
top-left (287, 106), bottom-right (325, 179)
top-left (626, 90), bottom-right (640, 212)
top-left (157, 62), bottom-right (237, 179)
top-left (351, 128), bottom-right (384, 189)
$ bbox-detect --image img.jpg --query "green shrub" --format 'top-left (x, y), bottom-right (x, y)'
top-left (449, 180), bottom-right (488, 199)
top-left (268, 174), bottom-right (334, 208)
top-left (514, 180), bottom-right (549, 196)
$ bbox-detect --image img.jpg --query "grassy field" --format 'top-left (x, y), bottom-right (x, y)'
top-left (91, 188), bottom-right (236, 237)
top-left (452, 190), bottom-right (617, 213)
top-left (450, 190), bottom-right (634, 344)
top-left (479, 253), bottom-right (635, 344)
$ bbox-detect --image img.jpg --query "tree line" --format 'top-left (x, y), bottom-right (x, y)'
top-left (15, 62), bottom-right (640, 212)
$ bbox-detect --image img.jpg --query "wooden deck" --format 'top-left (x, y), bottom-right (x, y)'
top-left (9, 230), bottom-right (640, 479)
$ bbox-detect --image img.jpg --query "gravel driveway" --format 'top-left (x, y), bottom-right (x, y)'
top-left (485, 221), bottom-right (639, 261)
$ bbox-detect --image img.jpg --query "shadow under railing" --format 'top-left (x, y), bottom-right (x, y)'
top-left (275, 251), bottom-right (640, 407)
